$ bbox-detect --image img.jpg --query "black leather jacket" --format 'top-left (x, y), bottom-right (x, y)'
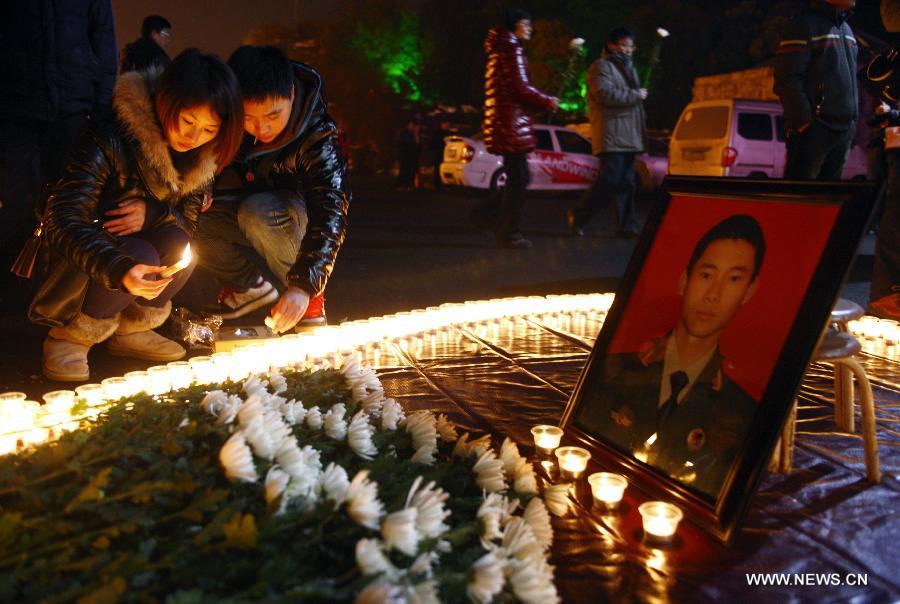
top-left (215, 62), bottom-right (350, 297)
top-left (35, 69), bottom-right (216, 324)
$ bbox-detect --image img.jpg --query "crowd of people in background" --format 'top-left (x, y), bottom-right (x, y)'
top-left (0, 0), bottom-right (898, 384)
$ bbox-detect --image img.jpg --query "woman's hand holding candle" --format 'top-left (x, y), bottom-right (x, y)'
top-left (122, 265), bottom-right (173, 300)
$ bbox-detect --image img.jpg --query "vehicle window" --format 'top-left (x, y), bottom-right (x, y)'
top-left (674, 106), bottom-right (729, 140)
top-left (556, 130), bottom-right (592, 154)
top-left (775, 115), bottom-right (786, 142)
top-left (534, 129), bottom-right (554, 151)
top-left (737, 112), bottom-right (773, 141)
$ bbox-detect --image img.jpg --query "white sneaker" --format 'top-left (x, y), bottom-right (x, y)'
top-left (205, 279), bottom-right (279, 319)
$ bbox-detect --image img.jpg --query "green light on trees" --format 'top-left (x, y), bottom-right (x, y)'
top-left (351, 13), bottom-right (432, 103)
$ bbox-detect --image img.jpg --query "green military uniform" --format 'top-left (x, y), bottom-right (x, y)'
top-left (575, 335), bottom-right (757, 499)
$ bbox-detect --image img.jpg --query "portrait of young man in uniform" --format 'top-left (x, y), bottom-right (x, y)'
top-left (576, 214), bottom-right (765, 499)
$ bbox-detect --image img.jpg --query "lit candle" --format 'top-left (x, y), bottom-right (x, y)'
top-left (189, 356), bottom-right (216, 384)
top-left (101, 377), bottom-right (128, 401)
top-left (160, 244), bottom-right (192, 278)
top-left (638, 501), bottom-right (683, 544)
top-left (166, 361), bottom-right (193, 390)
top-left (588, 472), bottom-right (628, 509)
top-left (41, 390), bottom-right (78, 433)
top-left (554, 446), bottom-right (591, 480)
top-left (145, 366), bottom-right (172, 396)
top-left (531, 425), bottom-right (563, 456)
top-left (75, 384), bottom-right (105, 406)
top-left (124, 371), bottom-right (150, 394)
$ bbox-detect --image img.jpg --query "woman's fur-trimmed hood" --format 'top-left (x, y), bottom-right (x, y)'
top-left (112, 68), bottom-right (218, 197)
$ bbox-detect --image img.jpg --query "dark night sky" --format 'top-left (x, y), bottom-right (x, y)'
top-left (111, 0), bottom-right (350, 59)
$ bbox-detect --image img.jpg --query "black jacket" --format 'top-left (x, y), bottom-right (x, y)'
top-left (214, 62), bottom-right (350, 298)
top-left (0, 0), bottom-right (117, 121)
top-left (32, 69), bottom-right (218, 326)
top-left (120, 37), bottom-right (171, 74)
top-left (774, 1), bottom-right (858, 133)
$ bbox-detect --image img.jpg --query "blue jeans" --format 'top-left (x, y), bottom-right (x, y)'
top-left (570, 151), bottom-right (638, 233)
top-left (196, 190), bottom-right (308, 291)
top-left (82, 224), bottom-right (194, 319)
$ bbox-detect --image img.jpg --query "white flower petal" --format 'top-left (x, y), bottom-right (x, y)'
top-left (347, 470), bottom-right (384, 530)
top-left (306, 406), bottom-right (323, 429)
top-left (318, 462), bottom-right (351, 506)
top-left (348, 410), bottom-right (378, 460)
top-left (508, 555), bottom-right (560, 604)
top-left (219, 431), bottom-right (257, 483)
top-left (265, 465), bottom-right (290, 511)
top-left (435, 414), bottom-right (458, 441)
top-left (543, 484), bottom-right (571, 517)
top-left (355, 538), bottom-right (395, 577)
top-left (467, 551), bottom-right (506, 604)
top-left (381, 507), bottom-right (419, 556)
top-left (523, 497), bottom-right (553, 551)
top-left (473, 450), bottom-right (506, 493)
top-left (381, 398), bottom-right (404, 430)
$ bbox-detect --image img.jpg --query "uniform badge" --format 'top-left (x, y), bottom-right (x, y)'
top-left (611, 406), bottom-right (634, 428)
top-left (687, 428), bottom-right (705, 452)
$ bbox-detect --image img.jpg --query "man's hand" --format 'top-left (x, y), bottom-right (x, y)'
top-left (639, 88), bottom-right (649, 100)
top-left (104, 198), bottom-right (147, 236)
top-left (121, 264), bottom-right (173, 300)
top-left (268, 286), bottom-right (311, 334)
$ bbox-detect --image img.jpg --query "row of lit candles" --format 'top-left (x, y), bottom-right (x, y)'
top-left (849, 316), bottom-right (900, 360)
top-left (0, 294), bottom-right (616, 456)
top-left (531, 425), bottom-right (683, 544)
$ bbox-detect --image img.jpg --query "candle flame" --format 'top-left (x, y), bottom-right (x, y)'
top-left (178, 244), bottom-right (192, 269)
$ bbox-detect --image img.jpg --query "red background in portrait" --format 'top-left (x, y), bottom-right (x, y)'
top-left (608, 194), bottom-right (840, 401)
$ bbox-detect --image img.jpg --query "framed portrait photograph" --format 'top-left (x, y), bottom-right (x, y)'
top-left (560, 176), bottom-right (877, 544)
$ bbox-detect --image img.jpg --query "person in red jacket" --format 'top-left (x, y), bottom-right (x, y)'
top-left (477, 9), bottom-right (558, 249)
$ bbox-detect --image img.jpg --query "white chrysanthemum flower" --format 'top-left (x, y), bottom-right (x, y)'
top-left (543, 484), bottom-right (571, 517)
top-left (508, 554), bottom-right (560, 604)
top-left (513, 461), bottom-right (538, 495)
top-left (359, 390), bottom-right (385, 415)
top-left (473, 450), bottom-right (506, 493)
top-left (410, 550), bottom-right (438, 577)
top-left (348, 410), bottom-right (378, 460)
top-left (467, 551), bottom-right (506, 604)
top-left (280, 399), bottom-right (307, 426)
top-left (200, 390), bottom-right (241, 425)
top-left (405, 411), bottom-right (437, 465)
top-left (381, 507), bottom-right (419, 556)
top-left (263, 410), bottom-right (291, 449)
top-left (436, 539), bottom-right (452, 553)
top-left (219, 431), bottom-right (257, 483)
top-left (468, 435), bottom-right (492, 459)
top-left (267, 368), bottom-right (287, 394)
top-left (318, 462), bottom-right (350, 506)
top-left (276, 438), bottom-right (321, 500)
top-left (499, 437), bottom-right (525, 477)
top-left (355, 538), bottom-right (395, 577)
top-left (501, 517), bottom-right (541, 561)
top-left (306, 406), bottom-right (323, 429)
top-left (347, 470), bottom-right (385, 530)
top-left (523, 497), bottom-right (553, 551)
top-left (410, 580), bottom-right (439, 604)
top-left (243, 416), bottom-right (277, 460)
top-left (351, 382), bottom-right (368, 404)
top-left (453, 433), bottom-right (471, 459)
top-left (477, 493), bottom-right (506, 547)
top-left (242, 374), bottom-right (268, 396)
top-left (435, 414), bottom-right (458, 441)
top-left (407, 477), bottom-right (450, 539)
top-left (324, 403), bottom-right (348, 440)
top-left (237, 392), bottom-right (265, 428)
top-left (355, 579), bottom-right (404, 604)
top-left (265, 465), bottom-right (290, 511)
top-left (381, 398), bottom-right (404, 430)
top-left (341, 355), bottom-right (362, 378)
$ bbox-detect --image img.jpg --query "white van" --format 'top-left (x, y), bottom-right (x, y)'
top-left (668, 99), bottom-right (867, 179)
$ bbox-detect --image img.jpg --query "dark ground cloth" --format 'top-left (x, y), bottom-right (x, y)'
top-left (366, 313), bottom-right (898, 603)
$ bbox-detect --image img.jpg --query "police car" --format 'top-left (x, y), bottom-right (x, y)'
top-left (440, 124), bottom-right (666, 192)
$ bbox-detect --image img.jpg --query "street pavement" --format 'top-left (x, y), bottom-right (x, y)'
top-left (0, 177), bottom-right (875, 399)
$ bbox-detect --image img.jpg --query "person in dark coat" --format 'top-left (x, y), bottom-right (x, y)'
top-left (576, 215), bottom-right (765, 499)
top-left (395, 118), bottom-right (421, 191)
top-left (0, 0), bottom-right (117, 310)
top-left (477, 9), bottom-right (558, 248)
top-left (566, 27), bottom-right (647, 239)
top-left (196, 46), bottom-right (350, 334)
top-left (120, 15), bottom-right (173, 74)
top-left (774, 0), bottom-right (858, 180)
top-left (31, 50), bottom-right (244, 381)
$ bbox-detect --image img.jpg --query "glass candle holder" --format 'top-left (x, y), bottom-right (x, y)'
top-left (189, 356), bottom-right (215, 384)
top-left (554, 446), bottom-right (591, 480)
top-left (531, 425), bottom-right (563, 456)
top-left (588, 472), bottom-right (628, 509)
top-left (166, 361), bottom-right (193, 390)
top-left (145, 366), bottom-right (172, 396)
top-left (75, 384), bottom-right (105, 407)
top-left (101, 377), bottom-right (128, 401)
top-left (638, 501), bottom-right (683, 544)
top-left (124, 371), bottom-right (150, 395)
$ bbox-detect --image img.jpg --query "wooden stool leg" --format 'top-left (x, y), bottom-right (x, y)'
top-left (835, 357), bottom-right (881, 484)
top-left (833, 363), bottom-right (855, 432)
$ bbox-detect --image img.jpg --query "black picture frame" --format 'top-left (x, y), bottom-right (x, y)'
top-left (560, 176), bottom-right (877, 544)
